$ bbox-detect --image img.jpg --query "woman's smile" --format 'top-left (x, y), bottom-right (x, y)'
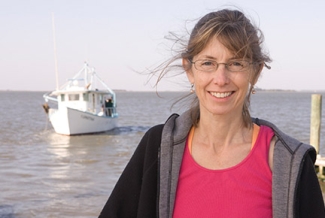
top-left (209, 91), bottom-right (234, 99)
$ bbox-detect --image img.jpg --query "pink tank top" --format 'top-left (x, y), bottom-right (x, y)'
top-left (173, 125), bottom-right (274, 218)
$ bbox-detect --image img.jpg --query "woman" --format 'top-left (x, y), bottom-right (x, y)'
top-left (99, 9), bottom-right (325, 218)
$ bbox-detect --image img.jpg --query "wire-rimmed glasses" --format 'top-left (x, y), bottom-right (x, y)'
top-left (190, 59), bottom-right (254, 72)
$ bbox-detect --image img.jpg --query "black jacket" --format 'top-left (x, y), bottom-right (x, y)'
top-left (99, 112), bottom-right (325, 218)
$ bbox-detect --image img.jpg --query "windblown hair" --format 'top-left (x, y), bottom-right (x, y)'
top-left (152, 9), bottom-right (271, 128)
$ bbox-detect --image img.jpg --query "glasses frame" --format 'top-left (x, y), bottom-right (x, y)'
top-left (189, 59), bottom-right (256, 72)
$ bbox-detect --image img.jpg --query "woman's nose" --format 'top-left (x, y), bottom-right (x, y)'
top-left (212, 64), bottom-right (229, 85)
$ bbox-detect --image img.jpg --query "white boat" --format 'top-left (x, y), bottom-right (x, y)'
top-left (43, 62), bottom-right (118, 135)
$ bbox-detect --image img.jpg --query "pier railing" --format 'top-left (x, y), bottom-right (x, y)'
top-left (310, 94), bottom-right (325, 180)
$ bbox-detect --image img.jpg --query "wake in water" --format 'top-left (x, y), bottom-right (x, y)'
top-left (102, 126), bottom-right (151, 135)
top-left (0, 204), bottom-right (15, 218)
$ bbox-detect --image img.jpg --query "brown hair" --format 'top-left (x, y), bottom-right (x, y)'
top-left (152, 9), bottom-right (271, 127)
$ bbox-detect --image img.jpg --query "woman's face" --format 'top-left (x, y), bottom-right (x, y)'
top-left (185, 37), bottom-right (256, 118)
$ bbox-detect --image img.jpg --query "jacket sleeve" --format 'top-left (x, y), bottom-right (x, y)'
top-left (296, 154), bottom-right (325, 217)
top-left (98, 124), bottom-right (163, 218)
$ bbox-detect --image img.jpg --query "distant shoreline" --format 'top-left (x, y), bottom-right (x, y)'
top-left (255, 88), bottom-right (296, 93)
top-left (1, 89), bottom-right (325, 93)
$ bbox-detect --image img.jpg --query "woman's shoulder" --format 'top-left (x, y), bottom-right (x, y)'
top-left (141, 124), bottom-right (164, 144)
top-left (145, 113), bottom-right (181, 136)
top-left (253, 117), bottom-right (316, 161)
top-left (147, 124), bottom-right (165, 133)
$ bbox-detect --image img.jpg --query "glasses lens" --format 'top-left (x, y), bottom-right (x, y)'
top-left (196, 60), bottom-right (217, 72)
top-left (227, 60), bottom-right (248, 72)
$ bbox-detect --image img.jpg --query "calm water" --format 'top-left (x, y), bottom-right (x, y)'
top-left (1, 91), bottom-right (325, 217)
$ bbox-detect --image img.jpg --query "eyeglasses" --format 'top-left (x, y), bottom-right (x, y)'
top-left (190, 59), bottom-right (254, 72)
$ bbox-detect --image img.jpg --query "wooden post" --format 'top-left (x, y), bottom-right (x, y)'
top-left (310, 94), bottom-right (322, 154)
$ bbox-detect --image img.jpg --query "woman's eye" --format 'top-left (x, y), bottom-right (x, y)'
top-left (229, 61), bottom-right (243, 67)
top-left (201, 61), bottom-right (215, 66)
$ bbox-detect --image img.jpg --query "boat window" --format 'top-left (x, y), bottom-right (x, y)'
top-left (60, 94), bottom-right (65, 101)
top-left (83, 93), bottom-right (89, 101)
top-left (69, 94), bottom-right (80, 101)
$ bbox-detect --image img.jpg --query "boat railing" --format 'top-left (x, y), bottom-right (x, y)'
top-left (43, 93), bottom-right (58, 102)
top-left (103, 107), bottom-right (117, 117)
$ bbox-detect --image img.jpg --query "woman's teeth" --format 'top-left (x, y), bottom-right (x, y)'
top-left (210, 92), bottom-right (232, 98)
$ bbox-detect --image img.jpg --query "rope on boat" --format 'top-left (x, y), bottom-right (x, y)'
top-left (42, 103), bottom-right (50, 132)
top-left (42, 103), bottom-right (50, 114)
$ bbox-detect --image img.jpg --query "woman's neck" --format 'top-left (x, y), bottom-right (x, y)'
top-left (191, 111), bottom-right (254, 169)
top-left (195, 111), bottom-right (252, 149)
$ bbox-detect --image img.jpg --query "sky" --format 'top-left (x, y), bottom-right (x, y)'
top-left (1, 0), bottom-right (325, 92)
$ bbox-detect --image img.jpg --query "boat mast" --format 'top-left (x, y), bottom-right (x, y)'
top-left (52, 13), bottom-right (59, 91)
top-left (84, 62), bottom-right (88, 86)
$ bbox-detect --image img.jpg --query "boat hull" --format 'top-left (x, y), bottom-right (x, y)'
top-left (49, 107), bottom-right (118, 135)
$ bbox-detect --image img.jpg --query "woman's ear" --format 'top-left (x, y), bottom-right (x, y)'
top-left (251, 63), bottom-right (264, 86)
top-left (183, 58), bottom-right (194, 84)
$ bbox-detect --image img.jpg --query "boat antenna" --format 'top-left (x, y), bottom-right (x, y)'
top-left (52, 12), bottom-right (59, 90)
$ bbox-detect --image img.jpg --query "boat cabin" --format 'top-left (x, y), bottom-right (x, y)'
top-left (53, 88), bottom-right (116, 117)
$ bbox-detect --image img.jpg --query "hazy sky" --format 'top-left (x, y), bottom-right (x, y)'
top-left (1, 0), bottom-right (325, 92)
